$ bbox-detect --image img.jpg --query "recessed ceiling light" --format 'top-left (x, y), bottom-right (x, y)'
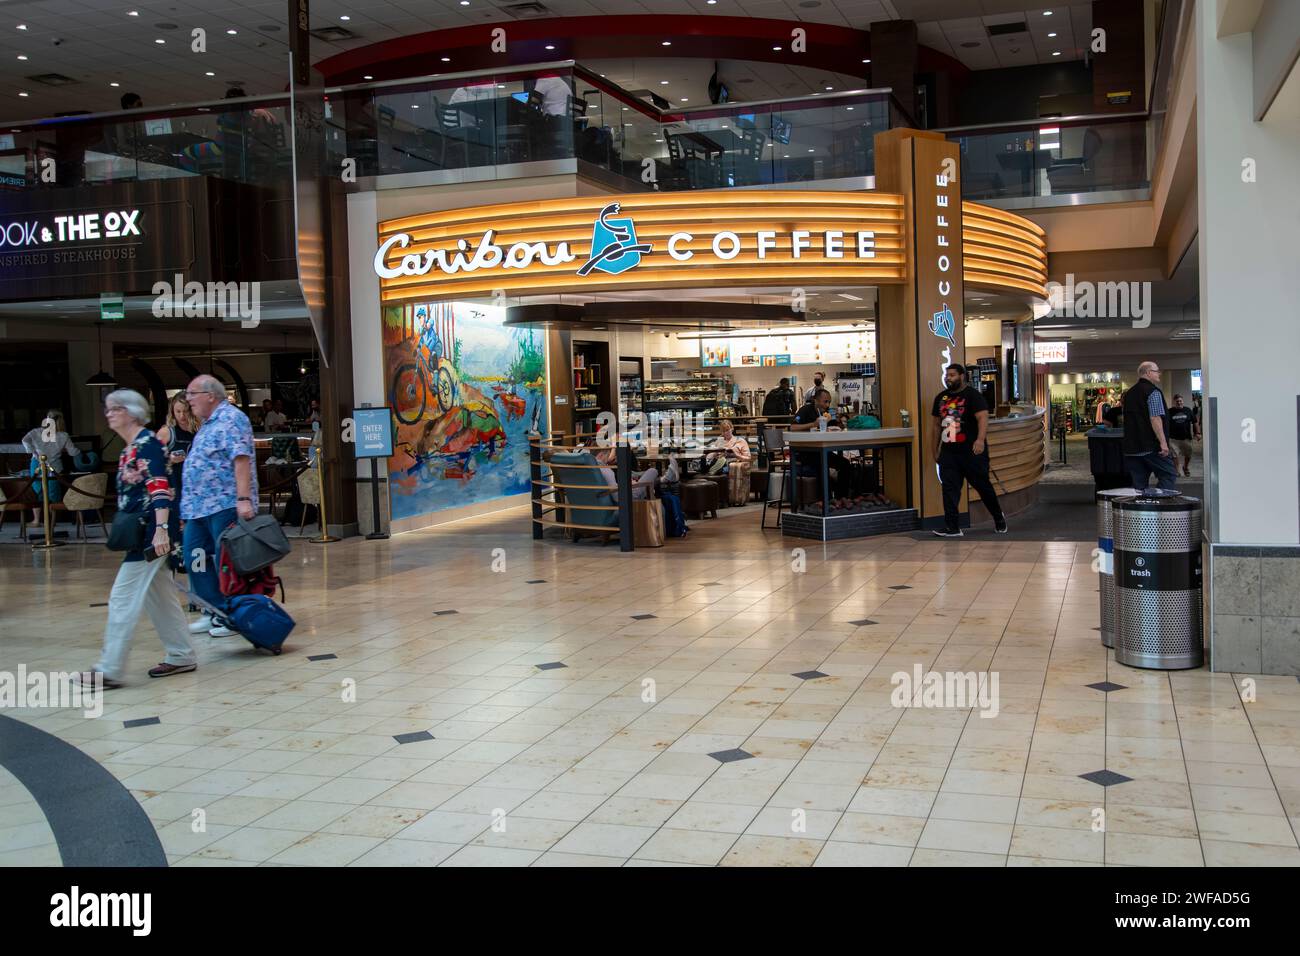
top-left (339, 15), bottom-right (350, 20)
top-left (18, 92), bottom-right (28, 97)
top-left (206, 71), bottom-right (215, 76)
top-left (1044, 10), bottom-right (1053, 15)
top-left (227, 28), bottom-right (237, 35)
top-left (845, 106), bottom-right (854, 110)
top-left (662, 41), bottom-right (671, 46)
top-left (155, 38), bottom-right (165, 44)
top-left (772, 46), bottom-right (782, 51)
top-left (862, 58), bottom-right (871, 63)
top-left (621, 106), bottom-right (627, 110)
top-left (412, 104), bottom-right (419, 109)
top-left (680, 97), bottom-right (688, 102)
top-left (363, 75), bottom-right (373, 80)
top-left (807, 148), bottom-right (814, 152)
top-left (110, 81), bottom-right (119, 87)
top-left (460, 1), bottom-right (470, 5)
top-left (16, 54), bottom-right (26, 60)
top-left (1052, 51), bottom-right (1061, 56)
top-left (1047, 32), bottom-right (1057, 37)
top-left (440, 57), bottom-right (450, 62)
top-left (127, 10), bottom-right (138, 15)
top-left (660, 80), bottom-right (669, 85)
top-left (544, 44), bottom-right (554, 50)
top-left (707, 0), bottom-right (717, 4)
top-left (824, 85), bottom-right (833, 90)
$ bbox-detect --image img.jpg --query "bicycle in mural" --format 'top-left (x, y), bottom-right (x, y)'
top-left (390, 306), bottom-right (460, 425)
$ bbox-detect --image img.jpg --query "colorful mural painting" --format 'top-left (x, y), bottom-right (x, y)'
top-left (383, 301), bottom-right (546, 520)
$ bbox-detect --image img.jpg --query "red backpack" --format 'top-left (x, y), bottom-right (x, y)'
top-left (218, 543), bottom-right (285, 601)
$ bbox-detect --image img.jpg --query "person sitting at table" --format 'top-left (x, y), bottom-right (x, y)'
top-left (22, 409), bottom-right (81, 529)
top-left (788, 388), bottom-right (852, 501)
top-left (594, 446), bottom-right (658, 500)
top-left (702, 418), bottom-right (750, 472)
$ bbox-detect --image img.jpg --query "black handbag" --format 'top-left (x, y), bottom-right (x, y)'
top-left (106, 509), bottom-right (151, 552)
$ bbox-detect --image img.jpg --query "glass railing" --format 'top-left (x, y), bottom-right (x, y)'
top-left (942, 114), bottom-right (1149, 202)
top-left (0, 96), bottom-right (293, 189)
top-left (2, 63), bottom-right (909, 194)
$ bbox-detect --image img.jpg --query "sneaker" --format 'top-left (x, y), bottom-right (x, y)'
top-left (208, 625), bottom-right (239, 638)
top-left (148, 662), bottom-right (197, 679)
top-left (188, 614), bottom-right (214, 634)
top-left (74, 670), bottom-right (122, 690)
top-left (994, 518), bottom-right (1009, 534)
top-left (932, 528), bottom-right (964, 538)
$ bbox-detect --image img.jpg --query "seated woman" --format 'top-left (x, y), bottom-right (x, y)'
top-left (703, 419), bottom-right (753, 505)
top-left (593, 446), bottom-right (658, 500)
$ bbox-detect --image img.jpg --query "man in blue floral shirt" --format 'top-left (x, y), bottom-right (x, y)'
top-left (182, 375), bottom-right (258, 637)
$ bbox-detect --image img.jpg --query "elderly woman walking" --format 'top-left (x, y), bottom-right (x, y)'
top-left (80, 389), bottom-right (197, 689)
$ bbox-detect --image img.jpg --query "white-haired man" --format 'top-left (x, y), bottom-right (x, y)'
top-left (182, 375), bottom-right (258, 637)
top-left (1120, 361), bottom-right (1178, 491)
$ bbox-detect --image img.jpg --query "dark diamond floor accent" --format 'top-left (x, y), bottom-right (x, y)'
top-left (393, 731), bottom-right (434, 744)
top-left (434, 609), bottom-right (458, 616)
top-left (307, 654), bottom-right (338, 662)
top-left (535, 662), bottom-right (567, 670)
top-left (122, 717), bottom-right (160, 729)
top-left (888, 585), bottom-right (913, 591)
top-left (1079, 769), bottom-right (1132, 787)
top-left (526, 580), bottom-right (546, 584)
top-left (1087, 681), bottom-right (1127, 693)
top-left (792, 670), bottom-right (829, 681)
top-left (631, 614), bottom-right (657, 620)
top-left (708, 748), bottom-right (754, 763)
top-left (849, 619), bottom-right (878, 626)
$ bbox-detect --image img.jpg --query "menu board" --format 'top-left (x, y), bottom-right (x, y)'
top-left (700, 331), bottom-right (875, 368)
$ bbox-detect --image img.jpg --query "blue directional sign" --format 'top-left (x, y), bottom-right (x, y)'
top-left (353, 407), bottom-right (394, 459)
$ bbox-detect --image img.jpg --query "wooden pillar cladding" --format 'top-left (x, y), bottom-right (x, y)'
top-left (319, 177), bottom-right (357, 528)
top-left (874, 127), bottom-right (967, 527)
top-left (547, 328), bottom-right (573, 437)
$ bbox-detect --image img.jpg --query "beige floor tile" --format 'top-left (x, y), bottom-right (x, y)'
top-left (1200, 840), bottom-right (1300, 866)
top-left (1008, 824), bottom-right (1103, 863)
top-left (720, 835), bottom-right (825, 867)
top-left (918, 818), bottom-right (1013, 855)
top-left (814, 841), bottom-right (913, 866)
top-left (193, 826), bottom-right (310, 863)
top-left (550, 821), bottom-right (657, 858)
top-left (633, 829), bottom-right (739, 866)
top-left (348, 839), bottom-right (460, 867)
top-left (323, 805), bottom-right (430, 839)
top-left (1105, 832), bottom-right (1204, 866)
top-left (1190, 784), bottom-right (1287, 815)
top-left (1105, 803), bottom-right (1199, 839)
top-left (472, 817), bottom-right (576, 852)
top-left (828, 812), bottom-right (926, 847)
top-left (930, 792), bottom-right (1020, 824)
top-left (909, 848), bottom-right (1006, 867)
top-left (1193, 811), bottom-right (1298, 847)
top-left (664, 801), bottom-right (761, 834)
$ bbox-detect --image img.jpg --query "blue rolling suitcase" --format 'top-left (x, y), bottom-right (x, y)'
top-left (175, 580), bottom-right (295, 656)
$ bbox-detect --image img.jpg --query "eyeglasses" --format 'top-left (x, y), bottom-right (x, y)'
top-left (183, 390), bottom-right (206, 398)
top-left (104, 405), bottom-right (126, 414)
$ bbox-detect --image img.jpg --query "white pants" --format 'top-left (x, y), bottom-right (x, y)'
top-left (96, 558), bottom-right (196, 681)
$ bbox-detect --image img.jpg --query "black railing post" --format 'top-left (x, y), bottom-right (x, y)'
top-left (530, 439), bottom-right (543, 540)
top-left (617, 443), bottom-right (634, 552)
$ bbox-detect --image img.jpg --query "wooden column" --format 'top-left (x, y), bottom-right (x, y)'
top-left (873, 127), bottom-right (967, 528)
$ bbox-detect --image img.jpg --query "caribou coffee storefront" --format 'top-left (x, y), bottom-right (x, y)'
top-left (347, 128), bottom-right (1049, 538)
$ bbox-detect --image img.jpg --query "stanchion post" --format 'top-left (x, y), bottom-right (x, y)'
top-left (617, 444), bottom-right (634, 552)
top-left (530, 440), bottom-right (544, 540)
top-left (31, 454), bottom-right (64, 551)
top-left (310, 452), bottom-right (340, 544)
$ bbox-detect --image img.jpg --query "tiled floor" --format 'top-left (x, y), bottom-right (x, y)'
top-left (2, 504), bottom-right (1298, 867)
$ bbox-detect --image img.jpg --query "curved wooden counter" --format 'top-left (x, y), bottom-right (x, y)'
top-left (975, 407), bottom-right (1047, 520)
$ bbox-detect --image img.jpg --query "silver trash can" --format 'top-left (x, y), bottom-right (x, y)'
top-left (1112, 493), bottom-right (1203, 669)
top-left (1096, 487), bottom-right (1140, 649)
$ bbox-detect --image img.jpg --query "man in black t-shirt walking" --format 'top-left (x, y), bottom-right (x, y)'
top-left (1167, 394), bottom-right (1198, 478)
top-left (931, 363), bottom-right (1007, 537)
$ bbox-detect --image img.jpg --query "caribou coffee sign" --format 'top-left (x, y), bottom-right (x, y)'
top-left (374, 192), bottom-right (908, 303)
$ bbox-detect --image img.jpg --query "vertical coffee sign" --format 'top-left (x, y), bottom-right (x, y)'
top-left (912, 135), bottom-right (965, 398)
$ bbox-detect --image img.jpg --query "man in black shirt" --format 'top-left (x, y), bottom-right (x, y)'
top-left (761, 377), bottom-right (796, 418)
top-left (789, 388), bottom-right (852, 501)
top-left (931, 364), bottom-right (1006, 537)
top-left (1167, 394), bottom-right (1198, 478)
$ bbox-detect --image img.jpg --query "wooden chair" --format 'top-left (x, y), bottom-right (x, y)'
top-left (50, 472), bottom-right (109, 541)
top-left (0, 477), bottom-right (38, 541)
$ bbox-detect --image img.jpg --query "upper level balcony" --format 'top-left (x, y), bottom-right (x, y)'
top-left (0, 60), bottom-right (1158, 207)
